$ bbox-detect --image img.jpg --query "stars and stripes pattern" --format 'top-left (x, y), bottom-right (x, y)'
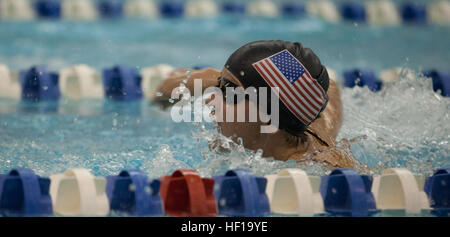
top-left (252, 49), bottom-right (327, 125)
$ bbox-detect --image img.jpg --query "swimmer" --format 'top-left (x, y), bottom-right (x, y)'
top-left (153, 40), bottom-right (357, 169)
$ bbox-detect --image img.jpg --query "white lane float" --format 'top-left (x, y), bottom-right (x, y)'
top-left (372, 168), bottom-right (430, 214)
top-left (380, 68), bottom-right (400, 83)
top-left (0, 0), bottom-right (35, 20)
top-left (61, 0), bottom-right (98, 20)
top-left (247, 0), bottom-right (279, 18)
top-left (59, 64), bottom-right (104, 100)
top-left (428, 0), bottom-right (450, 25)
top-left (379, 67), bottom-right (416, 84)
top-left (306, 0), bottom-right (340, 23)
top-left (141, 64), bottom-right (175, 99)
top-left (124, 0), bottom-right (159, 18)
top-left (366, 0), bottom-right (400, 25)
top-left (265, 169), bottom-right (324, 216)
top-left (0, 64), bottom-right (21, 99)
top-left (185, 0), bottom-right (219, 18)
top-left (50, 168), bottom-right (109, 216)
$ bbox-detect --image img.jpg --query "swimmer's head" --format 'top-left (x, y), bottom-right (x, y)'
top-left (219, 40), bottom-right (330, 137)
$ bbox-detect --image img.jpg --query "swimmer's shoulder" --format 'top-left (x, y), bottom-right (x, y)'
top-left (290, 133), bottom-right (355, 169)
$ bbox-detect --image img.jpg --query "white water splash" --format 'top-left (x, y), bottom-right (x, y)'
top-left (339, 68), bottom-right (449, 176)
top-left (183, 68), bottom-right (449, 177)
top-left (141, 144), bottom-right (188, 178)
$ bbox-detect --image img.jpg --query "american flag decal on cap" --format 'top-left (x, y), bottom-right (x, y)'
top-left (252, 49), bottom-right (327, 125)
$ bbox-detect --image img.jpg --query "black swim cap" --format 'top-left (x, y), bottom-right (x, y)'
top-left (224, 40), bottom-right (330, 136)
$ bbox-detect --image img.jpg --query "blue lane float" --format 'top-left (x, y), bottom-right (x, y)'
top-left (98, 0), bottom-right (123, 18)
top-left (0, 0), bottom-right (449, 25)
top-left (343, 69), bottom-right (382, 92)
top-left (106, 169), bottom-right (163, 216)
top-left (35, 0), bottom-right (61, 18)
top-left (9, 64), bottom-right (450, 100)
top-left (340, 2), bottom-right (366, 22)
top-left (222, 1), bottom-right (246, 14)
top-left (281, 2), bottom-right (306, 17)
top-left (160, 1), bottom-right (184, 17)
top-left (19, 66), bottom-right (61, 101)
top-left (213, 169), bottom-right (270, 217)
top-left (423, 70), bottom-right (450, 97)
top-left (0, 168), bottom-right (53, 217)
top-left (400, 2), bottom-right (427, 24)
top-left (319, 168), bottom-right (378, 217)
top-left (425, 168), bottom-right (450, 216)
top-left (0, 167), bottom-right (448, 217)
top-left (103, 65), bottom-right (143, 101)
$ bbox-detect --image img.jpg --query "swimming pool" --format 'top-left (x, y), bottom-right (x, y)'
top-left (0, 1), bottom-right (449, 216)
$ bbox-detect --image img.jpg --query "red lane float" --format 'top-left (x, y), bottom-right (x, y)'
top-left (159, 169), bottom-right (217, 217)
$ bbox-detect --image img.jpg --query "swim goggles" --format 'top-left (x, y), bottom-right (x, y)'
top-left (217, 75), bottom-right (329, 147)
top-left (217, 76), bottom-right (249, 104)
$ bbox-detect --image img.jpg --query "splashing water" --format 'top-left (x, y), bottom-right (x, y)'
top-left (159, 68), bottom-right (447, 178)
top-left (0, 68), bottom-right (448, 178)
top-left (178, 67), bottom-right (449, 177)
top-left (338, 68), bottom-right (449, 176)
top-left (141, 144), bottom-right (188, 178)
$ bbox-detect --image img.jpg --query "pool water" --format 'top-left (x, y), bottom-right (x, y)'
top-left (1, 17), bottom-right (450, 72)
top-left (0, 16), bottom-right (449, 180)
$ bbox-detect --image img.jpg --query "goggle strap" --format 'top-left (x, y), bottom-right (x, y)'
top-left (306, 128), bottom-right (330, 147)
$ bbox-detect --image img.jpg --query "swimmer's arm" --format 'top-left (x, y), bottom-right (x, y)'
top-left (152, 68), bottom-right (221, 108)
top-left (310, 147), bottom-right (355, 169)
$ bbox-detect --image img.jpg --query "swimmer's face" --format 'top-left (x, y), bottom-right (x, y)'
top-left (214, 68), bottom-right (268, 150)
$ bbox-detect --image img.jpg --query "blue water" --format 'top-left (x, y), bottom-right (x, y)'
top-left (0, 16), bottom-right (449, 180)
top-left (1, 17), bottom-right (450, 73)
